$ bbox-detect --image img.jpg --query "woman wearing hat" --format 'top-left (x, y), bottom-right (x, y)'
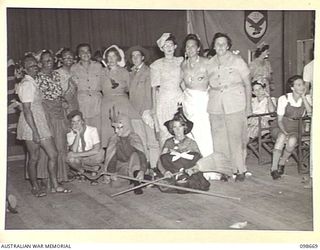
top-left (100, 45), bottom-right (141, 148)
top-left (247, 80), bottom-right (276, 140)
top-left (158, 105), bottom-right (201, 177)
top-left (157, 105), bottom-right (210, 192)
top-left (150, 33), bottom-right (184, 148)
top-left (181, 34), bottom-right (213, 157)
top-left (55, 48), bottom-right (79, 115)
top-left (126, 45), bottom-right (160, 169)
top-left (35, 50), bottom-right (71, 186)
top-left (249, 42), bottom-right (273, 94)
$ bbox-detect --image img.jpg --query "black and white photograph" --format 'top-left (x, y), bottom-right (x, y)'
top-left (3, 0), bottom-right (318, 242)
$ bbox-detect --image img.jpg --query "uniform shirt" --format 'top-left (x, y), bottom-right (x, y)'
top-left (207, 51), bottom-right (250, 114)
top-left (277, 93), bottom-right (312, 116)
top-left (67, 125), bottom-right (100, 152)
top-left (70, 61), bottom-right (104, 118)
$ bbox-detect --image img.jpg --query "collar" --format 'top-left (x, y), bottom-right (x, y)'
top-left (24, 74), bottom-right (35, 81)
top-left (132, 62), bottom-right (144, 72)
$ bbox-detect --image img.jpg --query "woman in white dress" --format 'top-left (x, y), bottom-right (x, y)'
top-left (181, 34), bottom-right (213, 157)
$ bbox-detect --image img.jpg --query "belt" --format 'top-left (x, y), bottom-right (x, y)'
top-left (210, 81), bottom-right (243, 91)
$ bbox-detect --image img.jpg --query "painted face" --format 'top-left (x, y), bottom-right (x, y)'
top-left (40, 53), bottom-right (54, 70)
top-left (78, 46), bottom-right (91, 62)
top-left (214, 37), bottom-right (229, 56)
top-left (252, 84), bottom-right (265, 97)
top-left (71, 115), bottom-right (84, 131)
top-left (131, 51), bottom-right (144, 66)
top-left (61, 51), bottom-right (74, 67)
top-left (162, 40), bottom-right (176, 55)
top-left (113, 123), bottom-right (125, 137)
top-left (172, 121), bottom-right (185, 138)
top-left (291, 78), bottom-right (306, 95)
top-left (112, 115), bottom-right (132, 137)
top-left (185, 39), bottom-right (199, 58)
top-left (107, 51), bottom-right (119, 67)
top-left (24, 58), bottom-right (39, 78)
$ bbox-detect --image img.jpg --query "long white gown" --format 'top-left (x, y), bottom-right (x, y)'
top-left (181, 57), bottom-right (213, 157)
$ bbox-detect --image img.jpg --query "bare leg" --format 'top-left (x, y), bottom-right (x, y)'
top-left (40, 137), bottom-right (59, 189)
top-left (25, 140), bottom-right (40, 191)
top-left (271, 133), bottom-right (286, 171)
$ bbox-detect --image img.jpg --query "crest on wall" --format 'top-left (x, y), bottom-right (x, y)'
top-left (244, 11), bottom-right (268, 44)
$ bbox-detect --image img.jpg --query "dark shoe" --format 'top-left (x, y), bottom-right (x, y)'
top-left (134, 188), bottom-right (143, 195)
top-left (235, 173), bottom-right (245, 182)
top-left (278, 165), bottom-right (285, 175)
top-left (271, 170), bottom-right (281, 180)
top-left (220, 174), bottom-right (229, 182)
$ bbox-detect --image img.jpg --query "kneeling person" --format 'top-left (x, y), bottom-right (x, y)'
top-left (103, 110), bottom-right (148, 194)
top-left (66, 110), bottom-right (104, 173)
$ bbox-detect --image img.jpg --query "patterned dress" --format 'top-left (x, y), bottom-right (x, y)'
top-left (150, 57), bottom-right (183, 147)
top-left (35, 71), bottom-right (69, 182)
top-left (247, 97), bottom-right (276, 139)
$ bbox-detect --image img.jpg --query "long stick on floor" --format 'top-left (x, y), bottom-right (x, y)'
top-left (106, 172), bottom-right (241, 201)
top-left (111, 172), bottom-right (180, 197)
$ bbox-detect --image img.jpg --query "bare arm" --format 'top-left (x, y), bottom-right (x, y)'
top-left (70, 132), bottom-right (81, 152)
top-left (266, 96), bottom-right (276, 113)
top-left (71, 142), bottom-right (101, 158)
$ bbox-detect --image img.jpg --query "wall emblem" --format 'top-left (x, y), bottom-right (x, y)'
top-left (245, 11), bottom-right (268, 43)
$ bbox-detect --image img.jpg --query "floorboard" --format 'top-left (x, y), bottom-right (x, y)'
top-left (5, 154), bottom-right (313, 230)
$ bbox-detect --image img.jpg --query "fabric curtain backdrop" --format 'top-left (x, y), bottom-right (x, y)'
top-left (7, 8), bottom-right (187, 62)
top-left (187, 10), bottom-right (283, 97)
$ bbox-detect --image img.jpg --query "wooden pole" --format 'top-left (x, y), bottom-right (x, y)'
top-left (106, 172), bottom-right (241, 201)
top-left (111, 172), bottom-right (180, 197)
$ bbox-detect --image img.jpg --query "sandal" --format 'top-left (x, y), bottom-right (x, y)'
top-left (51, 186), bottom-right (72, 193)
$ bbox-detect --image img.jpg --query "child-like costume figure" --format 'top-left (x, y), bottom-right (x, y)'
top-left (103, 107), bottom-right (149, 194)
top-left (157, 105), bottom-right (210, 192)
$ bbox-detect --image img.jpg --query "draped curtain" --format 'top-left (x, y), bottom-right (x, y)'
top-left (7, 8), bottom-right (187, 61)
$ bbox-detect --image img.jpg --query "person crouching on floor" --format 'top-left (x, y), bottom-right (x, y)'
top-left (157, 105), bottom-right (210, 192)
top-left (102, 107), bottom-right (149, 194)
top-left (66, 110), bottom-right (105, 174)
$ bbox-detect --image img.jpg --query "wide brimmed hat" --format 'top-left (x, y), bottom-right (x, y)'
top-left (157, 33), bottom-right (171, 51)
top-left (103, 45), bottom-right (125, 67)
top-left (164, 104), bottom-right (193, 136)
top-left (125, 45), bottom-right (150, 65)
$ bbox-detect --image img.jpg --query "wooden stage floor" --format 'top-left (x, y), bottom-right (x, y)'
top-left (5, 155), bottom-right (313, 230)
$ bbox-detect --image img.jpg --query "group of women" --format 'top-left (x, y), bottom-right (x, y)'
top-left (15, 31), bottom-right (312, 196)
